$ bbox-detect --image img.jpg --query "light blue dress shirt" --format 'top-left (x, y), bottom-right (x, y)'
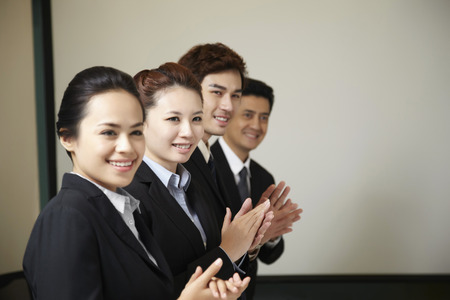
top-left (143, 156), bottom-right (208, 248)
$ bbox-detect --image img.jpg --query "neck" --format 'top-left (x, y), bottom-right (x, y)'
top-left (202, 133), bottom-right (211, 144)
top-left (144, 149), bottom-right (177, 174)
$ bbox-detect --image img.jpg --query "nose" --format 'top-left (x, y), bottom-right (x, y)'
top-left (250, 116), bottom-right (261, 130)
top-left (219, 94), bottom-right (233, 113)
top-left (116, 134), bottom-right (133, 153)
top-left (179, 121), bottom-right (194, 138)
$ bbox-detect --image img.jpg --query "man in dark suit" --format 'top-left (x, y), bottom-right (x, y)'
top-left (211, 78), bottom-right (303, 299)
top-left (179, 44), bottom-right (298, 299)
top-left (178, 43), bottom-right (248, 221)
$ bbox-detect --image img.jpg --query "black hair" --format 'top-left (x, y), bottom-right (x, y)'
top-left (242, 78), bottom-right (275, 112)
top-left (178, 42), bottom-right (247, 89)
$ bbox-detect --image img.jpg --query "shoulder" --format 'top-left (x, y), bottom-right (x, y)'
top-left (183, 147), bottom-right (206, 173)
top-left (250, 159), bottom-right (274, 177)
top-left (125, 163), bottom-right (156, 201)
top-left (37, 179), bottom-right (99, 226)
top-left (250, 159), bottom-right (275, 183)
top-left (210, 139), bottom-right (222, 152)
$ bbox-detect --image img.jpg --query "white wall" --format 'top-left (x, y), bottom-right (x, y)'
top-left (52, 0), bottom-right (450, 275)
top-left (0, 0), bottom-right (40, 274)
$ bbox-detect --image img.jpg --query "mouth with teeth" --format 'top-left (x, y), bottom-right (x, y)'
top-left (109, 160), bottom-right (134, 171)
top-left (173, 144), bottom-right (193, 155)
top-left (214, 115), bottom-right (230, 126)
top-left (173, 144), bottom-right (191, 149)
top-left (244, 132), bottom-right (260, 140)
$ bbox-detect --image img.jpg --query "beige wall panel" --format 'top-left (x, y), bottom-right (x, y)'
top-left (0, 0), bottom-right (40, 274)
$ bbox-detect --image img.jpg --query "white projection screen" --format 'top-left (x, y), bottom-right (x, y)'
top-left (52, 0), bottom-right (450, 275)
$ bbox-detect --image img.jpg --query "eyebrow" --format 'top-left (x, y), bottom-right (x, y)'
top-left (165, 110), bottom-right (203, 115)
top-left (243, 109), bottom-right (270, 116)
top-left (208, 84), bottom-right (243, 94)
top-left (98, 122), bottom-right (143, 128)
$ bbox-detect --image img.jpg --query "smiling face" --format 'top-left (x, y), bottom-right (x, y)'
top-left (223, 95), bottom-right (271, 162)
top-left (200, 69), bottom-right (242, 142)
top-left (60, 90), bottom-right (145, 192)
top-left (143, 87), bottom-right (204, 173)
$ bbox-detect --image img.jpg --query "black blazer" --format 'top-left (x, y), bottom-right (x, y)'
top-left (23, 173), bottom-right (174, 300)
top-left (183, 147), bottom-right (242, 223)
top-left (124, 162), bottom-right (236, 297)
top-left (211, 141), bottom-right (285, 265)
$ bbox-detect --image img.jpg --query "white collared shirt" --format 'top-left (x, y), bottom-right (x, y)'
top-left (218, 137), bottom-right (251, 195)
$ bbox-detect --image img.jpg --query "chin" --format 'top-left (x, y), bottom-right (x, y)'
top-left (177, 155), bottom-right (190, 164)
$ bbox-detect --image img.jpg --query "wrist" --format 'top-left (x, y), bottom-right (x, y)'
top-left (248, 245), bottom-right (262, 261)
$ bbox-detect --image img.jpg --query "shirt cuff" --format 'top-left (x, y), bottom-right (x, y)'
top-left (264, 236), bottom-right (282, 249)
top-left (219, 246), bottom-right (246, 274)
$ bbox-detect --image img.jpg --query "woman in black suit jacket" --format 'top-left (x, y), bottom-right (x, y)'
top-left (23, 66), bottom-right (248, 300)
top-left (126, 63), bottom-right (273, 297)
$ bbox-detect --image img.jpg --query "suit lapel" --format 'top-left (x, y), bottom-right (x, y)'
top-left (186, 178), bottom-right (221, 250)
top-left (211, 142), bottom-right (245, 215)
top-left (186, 148), bottom-right (225, 204)
top-left (141, 163), bottom-right (207, 257)
top-left (133, 211), bottom-right (173, 280)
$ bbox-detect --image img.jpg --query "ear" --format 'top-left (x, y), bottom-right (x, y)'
top-left (59, 130), bottom-right (76, 152)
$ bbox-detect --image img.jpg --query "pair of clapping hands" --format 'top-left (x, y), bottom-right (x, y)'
top-left (220, 181), bottom-right (303, 263)
top-left (179, 258), bottom-right (249, 300)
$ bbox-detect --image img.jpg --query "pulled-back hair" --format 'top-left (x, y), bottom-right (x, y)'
top-left (242, 78), bottom-right (275, 112)
top-left (133, 62), bottom-right (202, 112)
top-left (178, 43), bottom-right (247, 88)
top-left (56, 66), bottom-right (144, 157)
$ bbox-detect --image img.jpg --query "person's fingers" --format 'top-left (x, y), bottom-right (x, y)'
top-left (232, 273), bottom-right (242, 285)
top-left (221, 208), bottom-right (232, 235)
top-left (273, 185), bottom-right (290, 210)
top-left (257, 184), bottom-right (276, 206)
top-left (234, 198), bottom-right (253, 219)
top-left (186, 266), bottom-right (203, 285)
top-left (240, 276), bottom-right (251, 289)
top-left (208, 279), bottom-right (220, 298)
top-left (224, 279), bottom-right (239, 294)
top-left (196, 258), bottom-right (223, 286)
top-left (237, 199), bottom-right (269, 229)
top-left (215, 278), bottom-right (228, 299)
top-left (247, 201), bottom-right (270, 230)
top-left (250, 234), bottom-right (264, 249)
top-left (269, 181), bottom-right (286, 207)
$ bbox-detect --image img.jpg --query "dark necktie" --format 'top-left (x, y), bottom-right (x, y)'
top-left (237, 167), bottom-right (249, 202)
top-left (207, 154), bottom-right (217, 185)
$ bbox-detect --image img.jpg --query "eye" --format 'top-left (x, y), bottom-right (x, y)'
top-left (260, 115), bottom-right (269, 121)
top-left (243, 113), bottom-right (252, 119)
top-left (131, 130), bottom-right (143, 136)
top-left (101, 130), bottom-right (116, 136)
top-left (232, 94), bottom-right (241, 100)
top-left (212, 90), bottom-right (223, 96)
top-left (193, 116), bottom-right (202, 122)
top-left (167, 117), bottom-right (180, 122)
